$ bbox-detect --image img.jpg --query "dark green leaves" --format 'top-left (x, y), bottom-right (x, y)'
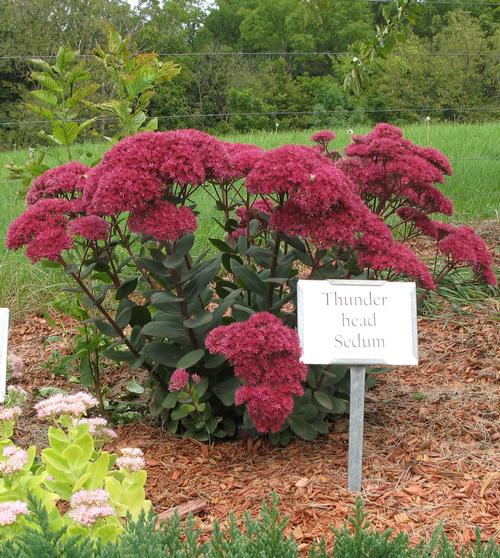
top-left (230, 260), bottom-right (267, 297)
top-left (176, 349), bottom-right (205, 369)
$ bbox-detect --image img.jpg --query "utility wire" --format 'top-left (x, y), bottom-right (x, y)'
top-left (1, 50), bottom-right (499, 60)
top-left (0, 106), bottom-right (499, 127)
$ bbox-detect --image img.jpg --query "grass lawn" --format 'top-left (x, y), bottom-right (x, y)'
top-left (1, 122), bottom-right (498, 318)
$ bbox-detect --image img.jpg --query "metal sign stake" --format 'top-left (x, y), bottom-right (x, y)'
top-left (347, 365), bottom-right (366, 492)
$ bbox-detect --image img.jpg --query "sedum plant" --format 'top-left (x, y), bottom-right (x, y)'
top-left (0, 389), bottom-right (150, 543)
top-left (6, 125), bottom-right (496, 443)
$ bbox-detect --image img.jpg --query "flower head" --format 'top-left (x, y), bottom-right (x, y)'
top-left (206, 312), bottom-right (307, 432)
top-left (0, 501), bottom-right (29, 526)
top-left (246, 145), bottom-right (328, 195)
top-left (7, 354), bottom-right (24, 380)
top-left (26, 162), bottom-right (89, 205)
top-left (34, 391), bottom-right (98, 419)
top-left (69, 489), bottom-right (114, 526)
top-left (224, 142), bottom-right (265, 180)
top-left (438, 226), bottom-right (497, 286)
top-left (168, 369), bottom-right (190, 392)
top-left (0, 406), bottom-right (22, 422)
top-left (310, 130), bottom-right (336, 151)
top-left (6, 199), bottom-right (74, 263)
top-left (235, 385), bottom-right (294, 433)
top-left (69, 215), bottom-right (110, 241)
top-left (342, 123), bottom-right (454, 218)
top-left (116, 447), bottom-right (145, 471)
top-left (128, 201), bottom-right (197, 242)
top-left (0, 446), bottom-right (28, 475)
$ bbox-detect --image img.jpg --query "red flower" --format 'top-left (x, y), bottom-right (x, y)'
top-left (235, 385), bottom-right (294, 433)
top-left (342, 123), bottom-right (454, 217)
top-left (26, 162), bottom-right (89, 205)
top-left (128, 201), bottom-right (197, 242)
top-left (310, 130), bottom-right (336, 153)
top-left (205, 312), bottom-right (307, 432)
top-left (246, 145), bottom-right (327, 195)
top-left (69, 216), bottom-right (110, 241)
top-left (438, 226), bottom-right (497, 286)
top-left (223, 142), bottom-right (265, 181)
top-left (6, 199), bottom-right (73, 262)
top-left (357, 234), bottom-right (435, 289)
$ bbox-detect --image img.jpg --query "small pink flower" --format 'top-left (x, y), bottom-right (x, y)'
top-left (0, 501), bottom-right (29, 526)
top-left (7, 354), bottom-right (24, 379)
top-left (73, 417), bottom-right (117, 439)
top-left (168, 369), bottom-right (190, 392)
top-left (0, 406), bottom-right (22, 422)
top-left (0, 446), bottom-right (28, 475)
top-left (310, 130), bottom-right (336, 145)
top-left (116, 447), bottom-right (145, 471)
top-left (35, 391), bottom-right (98, 419)
top-left (191, 373), bottom-right (201, 384)
top-left (69, 489), bottom-right (114, 526)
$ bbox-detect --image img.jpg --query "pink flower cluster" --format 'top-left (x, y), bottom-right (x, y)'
top-left (68, 489), bottom-right (114, 526)
top-left (35, 391), bottom-right (98, 419)
top-left (168, 369), bottom-right (202, 392)
top-left (116, 447), bottom-right (145, 471)
top-left (205, 312), bottom-right (307, 433)
top-left (223, 142), bottom-right (265, 180)
top-left (6, 199), bottom-right (74, 262)
top-left (26, 162), bottom-right (89, 205)
top-left (0, 406), bottom-right (22, 422)
top-left (128, 201), bottom-right (197, 242)
top-left (0, 446), bottom-right (28, 475)
top-left (342, 123), bottom-right (454, 216)
top-left (7, 353), bottom-right (24, 380)
top-left (0, 501), bottom-right (29, 526)
top-left (438, 226), bottom-right (497, 286)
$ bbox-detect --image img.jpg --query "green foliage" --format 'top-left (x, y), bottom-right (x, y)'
top-left (0, 496), bottom-right (498, 557)
top-left (27, 47), bottom-right (98, 155)
top-left (0, 394), bottom-right (150, 543)
top-left (91, 26), bottom-right (181, 141)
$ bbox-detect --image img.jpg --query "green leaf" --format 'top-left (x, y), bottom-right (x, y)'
top-left (51, 120), bottom-right (80, 146)
top-left (161, 392), bottom-right (178, 409)
top-left (230, 260), bottom-right (268, 297)
top-left (141, 341), bottom-right (184, 367)
top-left (204, 353), bottom-right (226, 369)
top-left (115, 277), bottom-right (138, 300)
top-left (183, 256), bottom-right (221, 299)
top-left (151, 292), bottom-right (184, 304)
top-left (212, 376), bottom-right (240, 406)
top-left (313, 390), bottom-right (334, 412)
top-left (141, 321), bottom-right (175, 338)
top-left (331, 397), bottom-right (347, 415)
top-left (289, 416), bottom-right (317, 441)
top-left (176, 348), bottom-right (205, 369)
top-left (93, 319), bottom-right (119, 338)
top-left (174, 234), bottom-right (195, 256)
top-left (171, 403), bottom-right (196, 420)
top-left (127, 377), bottom-right (145, 395)
top-left (183, 312), bottom-right (212, 329)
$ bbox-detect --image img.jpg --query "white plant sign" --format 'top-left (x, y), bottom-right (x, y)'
top-left (0, 308), bottom-right (9, 403)
top-left (297, 280), bottom-right (419, 491)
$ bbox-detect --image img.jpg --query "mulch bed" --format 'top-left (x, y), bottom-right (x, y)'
top-left (8, 298), bottom-right (499, 551)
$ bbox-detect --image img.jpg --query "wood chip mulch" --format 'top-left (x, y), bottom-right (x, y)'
top-left (7, 297), bottom-right (500, 552)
